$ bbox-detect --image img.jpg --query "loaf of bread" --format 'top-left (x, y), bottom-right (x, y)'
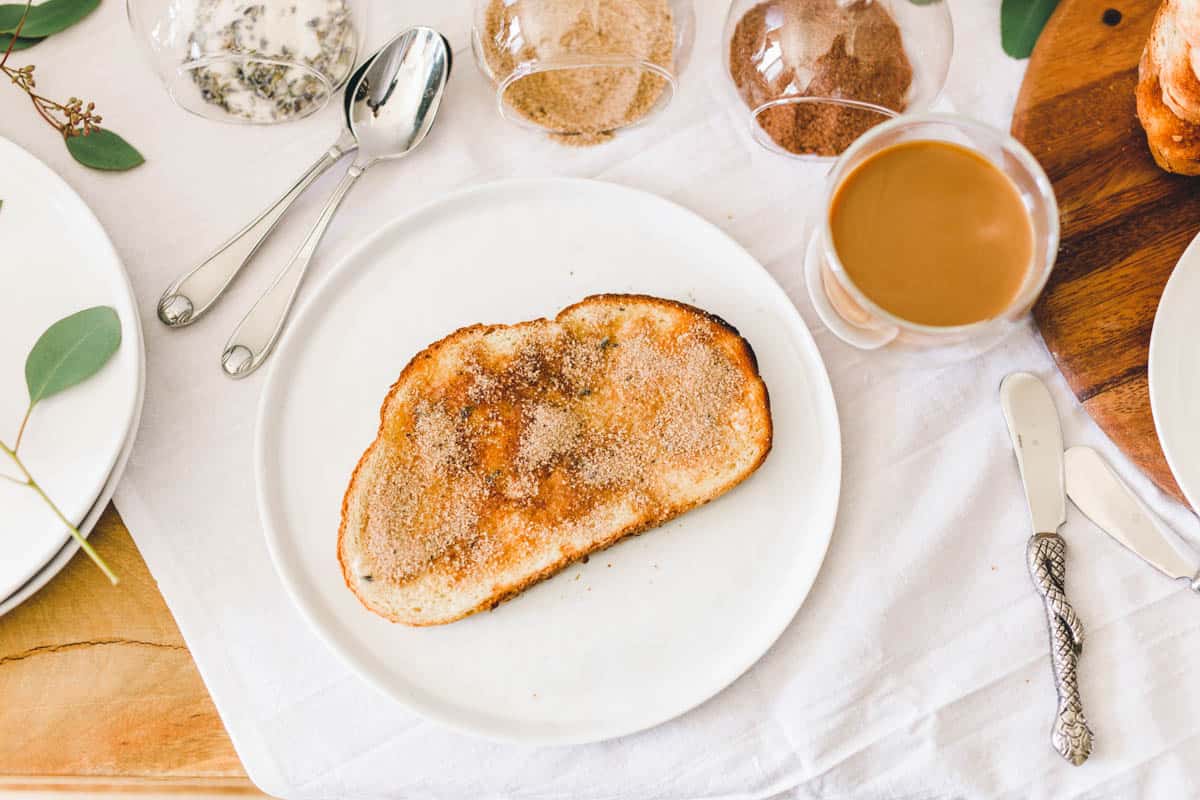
top-left (339, 295), bottom-right (773, 625)
top-left (1137, 0), bottom-right (1200, 174)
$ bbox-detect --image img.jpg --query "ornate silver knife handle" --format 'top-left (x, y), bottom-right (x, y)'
top-left (1027, 532), bottom-right (1094, 766)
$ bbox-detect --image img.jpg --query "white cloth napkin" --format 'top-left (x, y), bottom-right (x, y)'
top-left (5, 0), bottom-right (1200, 796)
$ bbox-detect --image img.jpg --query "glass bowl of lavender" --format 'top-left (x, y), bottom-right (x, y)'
top-left (127, 0), bottom-right (362, 123)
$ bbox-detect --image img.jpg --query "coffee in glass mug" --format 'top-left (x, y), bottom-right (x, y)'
top-left (806, 113), bottom-right (1059, 350)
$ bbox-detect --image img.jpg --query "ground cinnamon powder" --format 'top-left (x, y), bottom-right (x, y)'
top-left (481, 0), bottom-right (675, 146)
top-left (729, 0), bottom-right (912, 156)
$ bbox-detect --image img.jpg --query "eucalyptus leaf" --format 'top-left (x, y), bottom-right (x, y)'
top-left (0, 32), bottom-right (42, 49)
top-left (0, 0), bottom-right (98, 38)
top-left (65, 129), bottom-right (145, 171)
top-left (25, 306), bottom-right (121, 407)
top-left (1001, 0), bottom-right (1060, 59)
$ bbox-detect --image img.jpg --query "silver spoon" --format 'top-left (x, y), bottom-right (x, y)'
top-left (155, 55), bottom-right (380, 329)
top-left (220, 27), bottom-right (451, 378)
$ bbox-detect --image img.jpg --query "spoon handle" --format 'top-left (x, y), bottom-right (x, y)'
top-left (157, 129), bottom-right (358, 328)
top-left (220, 160), bottom-right (367, 378)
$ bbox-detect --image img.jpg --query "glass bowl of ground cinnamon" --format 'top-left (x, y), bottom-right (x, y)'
top-left (723, 0), bottom-right (952, 158)
top-left (471, 0), bottom-right (695, 146)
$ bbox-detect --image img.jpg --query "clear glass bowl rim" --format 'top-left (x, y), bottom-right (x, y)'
top-left (125, 0), bottom-right (357, 125)
top-left (489, 54), bottom-right (678, 135)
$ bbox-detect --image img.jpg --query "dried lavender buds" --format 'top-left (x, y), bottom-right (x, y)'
top-left (187, 0), bottom-right (356, 123)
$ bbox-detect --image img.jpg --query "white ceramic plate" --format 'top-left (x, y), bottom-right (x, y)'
top-left (1149, 230), bottom-right (1200, 511)
top-left (0, 336), bottom-right (143, 616)
top-left (0, 137), bottom-right (142, 601)
top-left (256, 179), bottom-right (841, 745)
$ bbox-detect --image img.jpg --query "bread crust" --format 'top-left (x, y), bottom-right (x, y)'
top-left (1154, 0), bottom-right (1200, 123)
top-left (1139, 0), bottom-right (1200, 174)
top-left (338, 294), bottom-right (772, 626)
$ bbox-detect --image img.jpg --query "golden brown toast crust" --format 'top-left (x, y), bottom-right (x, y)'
top-left (338, 294), bottom-right (772, 625)
top-left (1139, 1), bottom-right (1200, 174)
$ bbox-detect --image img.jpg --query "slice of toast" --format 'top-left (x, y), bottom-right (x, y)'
top-left (1138, 0), bottom-right (1200, 174)
top-left (1151, 0), bottom-right (1200, 124)
top-left (339, 294), bottom-right (772, 625)
top-left (1138, 47), bottom-right (1200, 175)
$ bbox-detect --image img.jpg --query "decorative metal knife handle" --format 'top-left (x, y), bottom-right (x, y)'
top-left (1027, 532), bottom-right (1093, 765)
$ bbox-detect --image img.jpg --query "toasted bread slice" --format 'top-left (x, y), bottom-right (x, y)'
top-left (1178, 0), bottom-right (1200, 41)
top-left (1138, 45), bottom-right (1200, 175)
top-left (338, 294), bottom-right (772, 626)
top-left (1150, 0), bottom-right (1200, 124)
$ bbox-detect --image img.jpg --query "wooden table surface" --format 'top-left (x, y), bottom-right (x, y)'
top-left (0, 507), bottom-right (268, 797)
top-left (1011, 0), bottom-right (1200, 506)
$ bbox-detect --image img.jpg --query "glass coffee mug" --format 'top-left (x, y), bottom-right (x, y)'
top-left (805, 113), bottom-right (1059, 350)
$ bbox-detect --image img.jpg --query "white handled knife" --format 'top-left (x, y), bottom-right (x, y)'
top-left (1064, 446), bottom-right (1200, 593)
top-left (1000, 372), bottom-right (1094, 766)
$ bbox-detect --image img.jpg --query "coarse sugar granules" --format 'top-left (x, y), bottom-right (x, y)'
top-left (728, 0), bottom-right (912, 156)
top-left (479, 0), bottom-right (675, 146)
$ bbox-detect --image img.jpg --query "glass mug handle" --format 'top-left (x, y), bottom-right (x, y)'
top-left (804, 233), bottom-right (899, 350)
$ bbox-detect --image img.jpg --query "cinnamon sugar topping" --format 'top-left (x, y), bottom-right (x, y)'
top-left (360, 308), bottom-right (754, 584)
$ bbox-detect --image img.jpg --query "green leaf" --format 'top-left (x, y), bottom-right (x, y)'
top-left (1001, 0), bottom-right (1060, 59)
top-left (25, 306), bottom-right (121, 407)
top-left (908, 0), bottom-right (941, 5)
top-left (0, 32), bottom-right (43, 49)
top-left (65, 129), bottom-right (145, 171)
top-left (0, 0), bottom-right (99, 38)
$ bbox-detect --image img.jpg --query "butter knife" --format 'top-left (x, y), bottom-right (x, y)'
top-left (1064, 446), bottom-right (1200, 593)
top-left (1000, 372), bottom-right (1094, 766)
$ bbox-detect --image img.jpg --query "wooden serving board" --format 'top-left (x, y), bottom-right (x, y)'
top-left (0, 507), bottom-right (266, 797)
top-left (1011, 0), bottom-right (1200, 507)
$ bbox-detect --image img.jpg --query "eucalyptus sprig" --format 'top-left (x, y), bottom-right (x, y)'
top-left (1001, 0), bottom-right (1061, 59)
top-left (2, 305), bottom-right (123, 584)
top-left (1, 0), bottom-right (144, 171)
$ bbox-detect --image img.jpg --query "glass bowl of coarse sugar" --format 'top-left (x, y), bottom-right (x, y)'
top-left (471, 0), bottom-right (696, 147)
top-left (722, 0), bottom-right (953, 159)
top-left (127, 0), bottom-right (366, 124)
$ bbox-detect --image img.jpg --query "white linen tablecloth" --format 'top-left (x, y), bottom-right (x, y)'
top-left (5, 1), bottom-right (1200, 796)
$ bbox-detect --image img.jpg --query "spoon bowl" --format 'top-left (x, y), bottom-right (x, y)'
top-left (347, 28), bottom-right (452, 164)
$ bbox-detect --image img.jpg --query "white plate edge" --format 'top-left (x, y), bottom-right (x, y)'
top-left (253, 176), bottom-right (843, 745)
top-left (0, 135), bottom-right (147, 603)
top-left (1148, 228), bottom-right (1200, 513)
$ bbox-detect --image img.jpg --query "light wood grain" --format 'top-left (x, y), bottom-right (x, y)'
top-left (1011, 0), bottom-right (1200, 506)
top-left (0, 506), bottom-right (268, 796)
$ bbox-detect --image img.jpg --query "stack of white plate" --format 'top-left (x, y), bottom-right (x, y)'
top-left (0, 136), bottom-right (145, 616)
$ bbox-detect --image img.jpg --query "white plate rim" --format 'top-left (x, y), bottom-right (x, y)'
top-left (0, 345), bottom-right (144, 616)
top-left (254, 177), bottom-right (842, 745)
top-left (0, 135), bottom-right (145, 600)
top-left (1149, 228), bottom-right (1200, 512)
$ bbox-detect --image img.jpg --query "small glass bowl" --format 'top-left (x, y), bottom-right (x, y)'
top-left (722, 0), bottom-right (952, 159)
top-left (127, 0), bottom-right (365, 124)
top-left (471, 0), bottom-right (695, 144)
